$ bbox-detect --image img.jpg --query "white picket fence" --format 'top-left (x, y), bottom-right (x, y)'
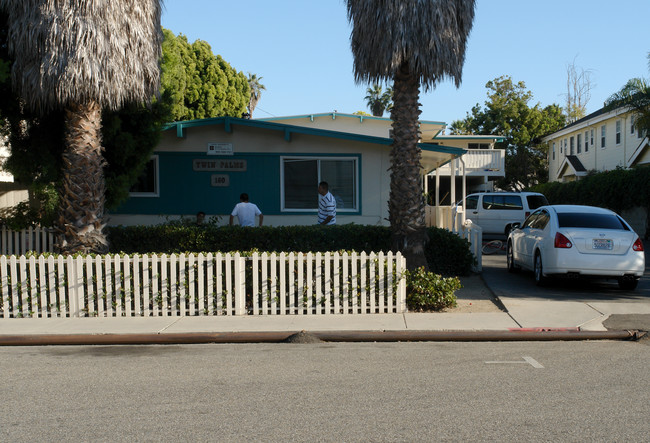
top-left (0, 226), bottom-right (56, 255)
top-left (0, 251), bottom-right (406, 319)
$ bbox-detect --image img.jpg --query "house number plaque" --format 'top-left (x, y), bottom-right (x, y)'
top-left (211, 174), bottom-right (230, 187)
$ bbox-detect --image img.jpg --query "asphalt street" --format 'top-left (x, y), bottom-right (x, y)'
top-left (1, 341), bottom-right (648, 442)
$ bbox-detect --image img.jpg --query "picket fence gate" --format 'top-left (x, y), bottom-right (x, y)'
top-left (0, 251), bottom-right (406, 319)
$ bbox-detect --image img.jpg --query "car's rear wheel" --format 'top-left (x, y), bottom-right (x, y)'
top-left (506, 242), bottom-right (518, 273)
top-left (618, 277), bottom-right (639, 290)
top-left (534, 252), bottom-right (547, 286)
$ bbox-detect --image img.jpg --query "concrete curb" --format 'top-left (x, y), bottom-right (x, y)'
top-left (0, 329), bottom-right (643, 346)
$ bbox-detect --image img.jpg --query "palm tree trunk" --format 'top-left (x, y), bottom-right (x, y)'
top-left (389, 63), bottom-right (429, 270)
top-left (56, 101), bottom-right (108, 254)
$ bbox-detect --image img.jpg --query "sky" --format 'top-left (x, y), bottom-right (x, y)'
top-left (161, 0), bottom-right (650, 126)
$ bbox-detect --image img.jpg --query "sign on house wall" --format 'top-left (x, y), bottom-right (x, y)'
top-left (207, 143), bottom-right (233, 155)
top-left (193, 159), bottom-right (247, 171)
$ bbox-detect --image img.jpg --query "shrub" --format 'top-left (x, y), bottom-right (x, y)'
top-left (425, 227), bottom-right (475, 276)
top-left (106, 224), bottom-right (474, 276)
top-left (405, 267), bottom-right (461, 312)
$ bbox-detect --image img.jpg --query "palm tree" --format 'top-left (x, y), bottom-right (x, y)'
top-left (3, 0), bottom-right (163, 254)
top-left (364, 84), bottom-right (393, 117)
top-left (346, 0), bottom-right (476, 269)
top-left (605, 53), bottom-right (650, 137)
top-left (247, 72), bottom-right (266, 118)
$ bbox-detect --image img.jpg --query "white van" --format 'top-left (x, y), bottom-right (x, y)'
top-left (457, 192), bottom-right (549, 236)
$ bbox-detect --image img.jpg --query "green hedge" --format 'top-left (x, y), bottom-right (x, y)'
top-left (531, 166), bottom-right (650, 238)
top-left (107, 224), bottom-right (474, 276)
top-left (531, 166), bottom-right (650, 214)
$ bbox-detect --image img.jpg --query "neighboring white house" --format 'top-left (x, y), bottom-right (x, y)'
top-left (542, 106), bottom-right (650, 182)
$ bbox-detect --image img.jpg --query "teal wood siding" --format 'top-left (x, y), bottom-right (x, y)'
top-left (112, 152), bottom-right (362, 216)
top-left (113, 152), bottom-right (281, 215)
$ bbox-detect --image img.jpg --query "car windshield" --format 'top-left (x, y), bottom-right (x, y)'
top-left (557, 212), bottom-right (630, 230)
top-left (526, 195), bottom-right (548, 209)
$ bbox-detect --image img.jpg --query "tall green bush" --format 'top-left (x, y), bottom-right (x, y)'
top-left (107, 224), bottom-right (474, 276)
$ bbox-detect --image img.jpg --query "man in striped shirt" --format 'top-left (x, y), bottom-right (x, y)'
top-left (317, 181), bottom-right (336, 225)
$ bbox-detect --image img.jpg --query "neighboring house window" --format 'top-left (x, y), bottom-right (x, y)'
top-left (468, 143), bottom-right (489, 149)
top-left (601, 125), bottom-right (606, 148)
top-left (130, 155), bottom-right (159, 197)
top-left (584, 131), bottom-right (589, 152)
top-left (616, 120), bottom-right (621, 145)
top-left (570, 136), bottom-right (575, 155)
top-left (552, 142), bottom-right (555, 160)
top-left (590, 128), bottom-right (594, 147)
top-left (577, 134), bottom-right (582, 154)
top-left (631, 115), bottom-right (636, 135)
top-left (281, 156), bottom-right (358, 211)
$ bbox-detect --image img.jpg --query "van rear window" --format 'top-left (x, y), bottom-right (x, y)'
top-left (482, 195), bottom-right (523, 210)
top-left (557, 213), bottom-right (629, 230)
top-left (526, 195), bottom-right (548, 209)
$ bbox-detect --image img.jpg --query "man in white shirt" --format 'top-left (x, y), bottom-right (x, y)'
top-left (317, 181), bottom-right (336, 225)
top-left (229, 193), bottom-right (263, 227)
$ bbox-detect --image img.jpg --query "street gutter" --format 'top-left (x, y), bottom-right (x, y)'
top-left (0, 329), bottom-right (645, 346)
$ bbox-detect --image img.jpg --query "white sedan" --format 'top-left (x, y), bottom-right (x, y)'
top-left (506, 205), bottom-right (645, 289)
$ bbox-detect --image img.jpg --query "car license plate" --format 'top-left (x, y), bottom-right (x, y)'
top-left (592, 239), bottom-right (613, 250)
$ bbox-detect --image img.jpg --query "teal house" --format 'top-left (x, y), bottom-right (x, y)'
top-left (109, 113), bottom-right (466, 227)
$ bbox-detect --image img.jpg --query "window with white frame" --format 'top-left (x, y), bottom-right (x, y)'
top-left (590, 128), bottom-right (594, 147)
top-left (552, 142), bottom-right (555, 160)
top-left (281, 156), bottom-right (358, 211)
top-left (631, 115), bottom-right (636, 135)
top-left (577, 134), bottom-right (582, 154)
top-left (601, 125), bottom-right (606, 148)
top-left (130, 155), bottom-right (159, 197)
top-left (616, 120), bottom-right (621, 145)
top-left (570, 136), bottom-right (575, 155)
top-left (584, 130), bottom-right (589, 152)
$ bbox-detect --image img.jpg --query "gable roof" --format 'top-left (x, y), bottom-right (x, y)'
top-left (557, 155), bottom-right (588, 180)
top-left (627, 136), bottom-right (649, 166)
top-left (162, 116), bottom-right (465, 174)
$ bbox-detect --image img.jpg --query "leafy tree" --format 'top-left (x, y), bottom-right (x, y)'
top-left (364, 84), bottom-right (393, 117)
top-left (605, 53), bottom-right (650, 136)
top-left (161, 30), bottom-right (250, 121)
top-left (346, 0), bottom-right (476, 270)
top-left (247, 72), bottom-right (265, 118)
top-left (450, 76), bottom-right (566, 190)
top-left (3, 0), bottom-right (163, 254)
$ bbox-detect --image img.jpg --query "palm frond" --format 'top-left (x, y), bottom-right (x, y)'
top-left (3, 0), bottom-right (163, 114)
top-left (346, 0), bottom-right (475, 90)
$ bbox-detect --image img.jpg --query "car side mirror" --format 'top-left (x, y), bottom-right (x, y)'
top-left (510, 222), bottom-right (521, 231)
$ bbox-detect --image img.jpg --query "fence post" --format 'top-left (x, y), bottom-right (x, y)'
top-left (234, 253), bottom-right (246, 315)
top-left (396, 252), bottom-right (407, 313)
top-left (66, 256), bottom-right (78, 317)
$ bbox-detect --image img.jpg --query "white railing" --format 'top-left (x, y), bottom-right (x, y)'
top-left (1, 226), bottom-right (56, 255)
top-left (0, 251), bottom-right (406, 319)
top-left (436, 149), bottom-right (505, 176)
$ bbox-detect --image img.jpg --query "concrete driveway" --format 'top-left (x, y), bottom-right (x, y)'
top-left (480, 242), bottom-right (650, 331)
